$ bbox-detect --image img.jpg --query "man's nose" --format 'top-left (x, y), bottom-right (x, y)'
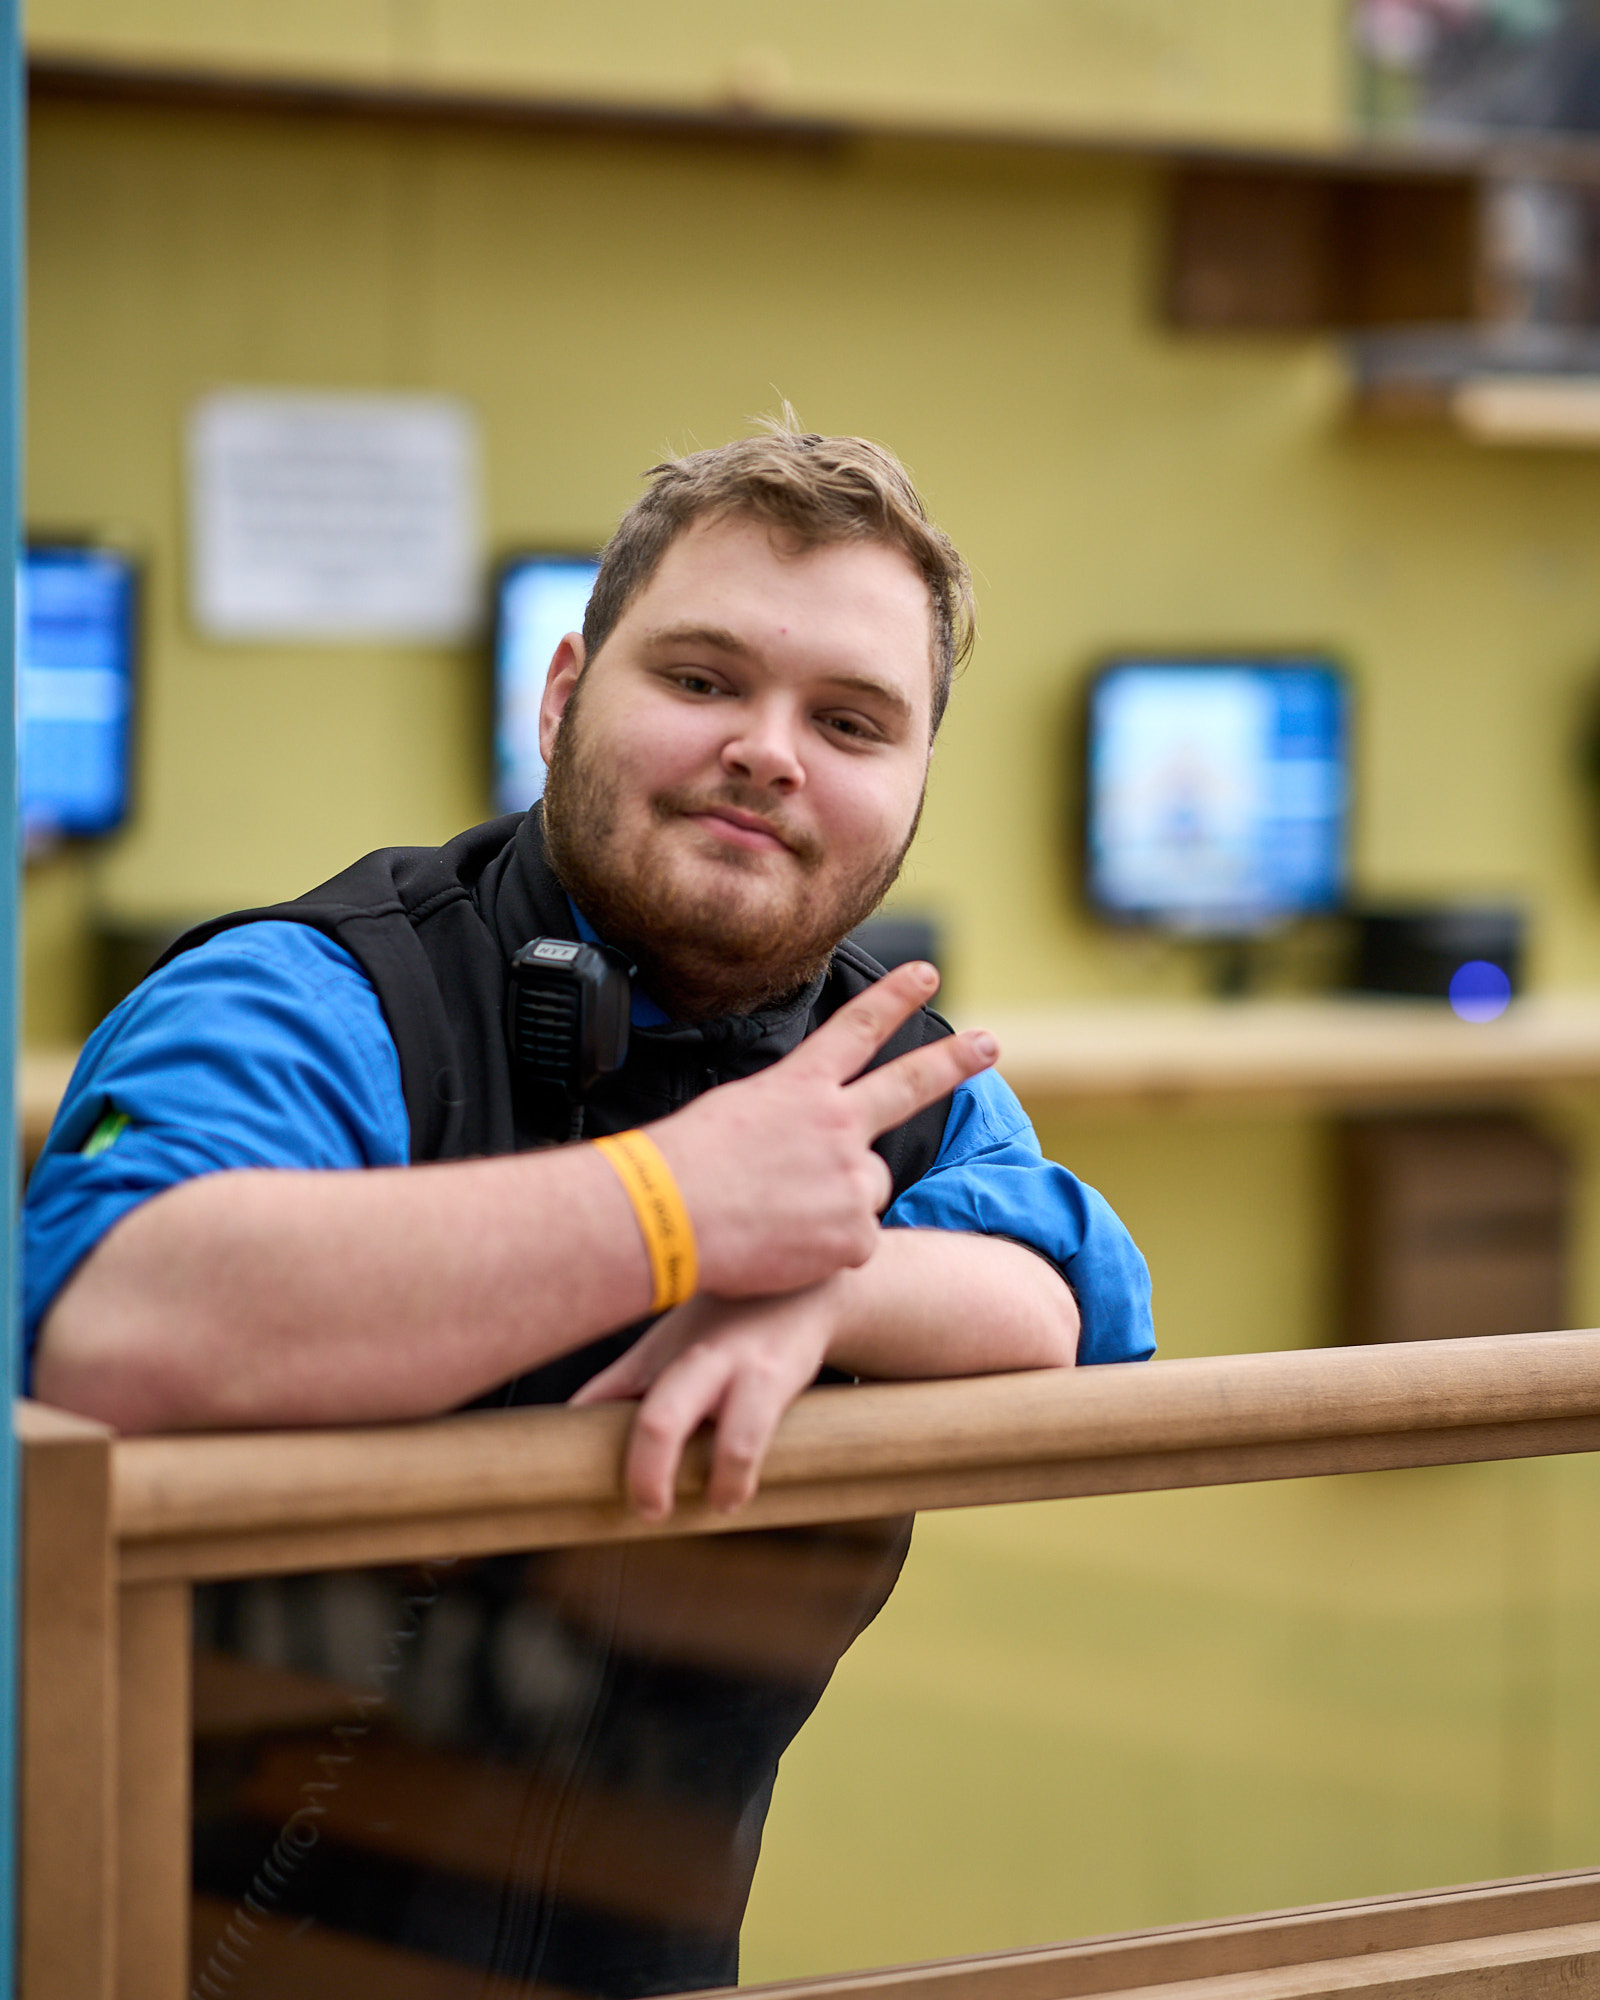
top-left (720, 708), bottom-right (804, 791)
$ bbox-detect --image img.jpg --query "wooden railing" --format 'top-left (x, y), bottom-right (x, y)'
top-left (21, 1329), bottom-right (1600, 2000)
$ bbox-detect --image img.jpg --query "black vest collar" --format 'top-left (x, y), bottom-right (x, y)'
top-left (475, 805), bottom-right (829, 1064)
top-left (158, 807), bottom-right (951, 1184)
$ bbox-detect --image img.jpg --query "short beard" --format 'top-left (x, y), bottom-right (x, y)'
top-left (542, 683), bottom-right (921, 1023)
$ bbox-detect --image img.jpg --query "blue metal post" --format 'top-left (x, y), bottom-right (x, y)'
top-left (0, 0), bottom-right (21, 1987)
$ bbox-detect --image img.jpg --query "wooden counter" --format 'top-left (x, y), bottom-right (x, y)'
top-left (23, 994), bottom-right (1600, 1160)
top-left (964, 993), bottom-right (1600, 1112)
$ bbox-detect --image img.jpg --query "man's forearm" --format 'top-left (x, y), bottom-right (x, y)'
top-left (33, 966), bottom-right (999, 1435)
top-left (824, 1228), bottom-right (1079, 1378)
top-left (33, 1146), bottom-right (654, 1432)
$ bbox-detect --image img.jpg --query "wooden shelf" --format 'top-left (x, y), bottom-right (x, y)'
top-left (25, 49), bottom-right (1557, 185)
top-left (965, 994), bottom-right (1600, 1112)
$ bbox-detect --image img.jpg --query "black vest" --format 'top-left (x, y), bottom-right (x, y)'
top-left (161, 804), bottom-right (951, 1167)
top-left (174, 810), bottom-right (951, 1996)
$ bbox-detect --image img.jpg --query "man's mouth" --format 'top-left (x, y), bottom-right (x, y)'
top-left (651, 785), bottom-right (823, 866)
top-left (686, 807), bottom-right (792, 854)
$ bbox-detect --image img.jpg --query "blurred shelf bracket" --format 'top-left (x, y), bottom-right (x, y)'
top-left (1164, 164), bottom-right (1482, 333)
top-left (1165, 155), bottom-right (1600, 447)
top-left (1348, 325), bottom-right (1600, 442)
top-left (1454, 372), bottom-right (1600, 442)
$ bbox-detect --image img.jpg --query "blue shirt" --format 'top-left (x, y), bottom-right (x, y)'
top-left (24, 923), bottom-right (1154, 1374)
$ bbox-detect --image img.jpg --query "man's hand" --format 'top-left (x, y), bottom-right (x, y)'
top-left (652, 962), bottom-right (996, 1299)
top-left (571, 1285), bottom-right (839, 1520)
top-left (571, 1231), bottom-right (1081, 1522)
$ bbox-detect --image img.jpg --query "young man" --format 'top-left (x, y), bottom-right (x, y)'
top-left (26, 427), bottom-right (1152, 1993)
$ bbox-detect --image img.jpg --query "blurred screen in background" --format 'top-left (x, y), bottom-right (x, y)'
top-left (1085, 659), bottom-right (1349, 936)
top-left (493, 554), bottom-right (599, 814)
top-left (19, 544), bottom-right (137, 848)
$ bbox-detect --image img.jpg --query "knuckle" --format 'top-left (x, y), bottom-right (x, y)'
top-left (815, 1103), bottom-right (852, 1143)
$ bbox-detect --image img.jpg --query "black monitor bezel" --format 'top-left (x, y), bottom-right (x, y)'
top-left (1078, 649), bottom-right (1354, 936)
top-left (488, 547), bottom-right (601, 818)
top-left (21, 536), bottom-right (142, 851)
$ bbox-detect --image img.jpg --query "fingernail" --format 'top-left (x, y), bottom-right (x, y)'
top-left (912, 961), bottom-right (938, 988)
top-left (972, 1033), bottom-right (998, 1060)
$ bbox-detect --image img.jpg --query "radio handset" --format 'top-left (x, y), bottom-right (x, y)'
top-left (508, 938), bottom-right (632, 1136)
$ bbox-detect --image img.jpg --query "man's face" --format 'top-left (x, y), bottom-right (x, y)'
top-left (538, 514), bottom-right (936, 1021)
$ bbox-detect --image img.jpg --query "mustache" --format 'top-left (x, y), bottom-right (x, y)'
top-left (651, 786), bottom-right (823, 866)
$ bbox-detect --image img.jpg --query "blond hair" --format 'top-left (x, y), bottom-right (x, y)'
top-left (583, 422), bottom-right (975, 731)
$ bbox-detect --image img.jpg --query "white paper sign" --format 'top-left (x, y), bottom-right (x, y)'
top-left (189, 390), bottom-right (481, 642)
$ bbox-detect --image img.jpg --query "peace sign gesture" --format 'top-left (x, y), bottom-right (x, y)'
top-left (651, 962), bottom-right (998, 1299)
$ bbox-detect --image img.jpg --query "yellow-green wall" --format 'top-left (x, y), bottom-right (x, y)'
top-left (24, 49), bottom-right (1600, 1981)
top-left (30, 101), bottom-right (1600, 1022)
top-left (28, 0), bottom-right (1348, 150)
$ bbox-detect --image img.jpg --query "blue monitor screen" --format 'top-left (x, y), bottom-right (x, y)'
top-left (20, 544), bottom-right (137, 845)
top-left (1085, 657), bottom-right (1349, 932)
top-left (493, 554), bottom-right (600, 815)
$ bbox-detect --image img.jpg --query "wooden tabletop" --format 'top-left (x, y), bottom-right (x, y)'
top-left (961, 993), bottom-right (1600, 1111)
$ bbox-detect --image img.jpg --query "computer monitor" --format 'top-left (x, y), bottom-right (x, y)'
top-left (20, 542), bottom-right (138, 847)
top-left (1084, 655), bottom-right (1349, 934)
top-left (492, 553), bottom-right (600, 815)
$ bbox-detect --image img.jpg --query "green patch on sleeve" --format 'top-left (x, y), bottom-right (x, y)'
top-left (82, 1108), bottom-right (132, 1159)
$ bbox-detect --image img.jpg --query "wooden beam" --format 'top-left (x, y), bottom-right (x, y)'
top-left (24, 49), bottom-right (1593, 186)
top-left (729, 1870), bottom-right (1600, 2000)
top-left (104, 1330), bottom-right (1600, 1580)
top-left (17, 1401), bottom-right (116, 2000)
top-left (106, 1415), bottom-right (1600, 1584)
top-left (25, 52), bottom-right (847, 155)
top-left (745, 1921), bottom-right (1600, 1994)
top-left (116, 1581), bottom-right (190, 2000)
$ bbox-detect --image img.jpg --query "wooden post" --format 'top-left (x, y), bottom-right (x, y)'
top-left (18, 1400), bottom-right (116, 2000)
top-left (116, 1580), bottom-right (191, 2000)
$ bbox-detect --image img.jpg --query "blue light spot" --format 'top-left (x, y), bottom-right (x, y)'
top-left (1449, 959), bottom-right (1513, 1023)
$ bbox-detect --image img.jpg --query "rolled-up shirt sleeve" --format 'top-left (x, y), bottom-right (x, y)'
top-left (882, 1068), bottom-right (1154, 1366)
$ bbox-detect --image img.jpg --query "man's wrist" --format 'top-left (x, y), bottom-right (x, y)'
top-left (591, 1129), bottom-right (699, 1311)
top-left (561, 1140), bottom-right (658, 1325)
top-left (810, 1260), bottom-right (871, 1369)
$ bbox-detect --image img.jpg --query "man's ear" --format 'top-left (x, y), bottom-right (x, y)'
top-left (539, 633), bottom-right (586, 765)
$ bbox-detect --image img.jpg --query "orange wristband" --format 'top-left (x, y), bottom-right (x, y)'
top-left (593, 1129), bottom-right (699, 1313)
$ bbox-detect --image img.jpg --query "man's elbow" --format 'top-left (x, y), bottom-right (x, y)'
top-left (966, 1236), bottom-right (1079, 1371)
top-left (1009, 1255), bottom-right (1080, 1370)
top-left (1043, 1280), bottom-right (1081, 1368)
top-left (31, 1275), bottom-right (207, 1434)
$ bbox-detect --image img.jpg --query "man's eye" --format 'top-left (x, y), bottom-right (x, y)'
top-left (822, 713), bottom-right (876, 742)
top-left (671, 672), bottom-right (723, 696)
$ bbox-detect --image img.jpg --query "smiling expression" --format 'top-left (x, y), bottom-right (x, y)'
top-left (537, 514), bottom-right (937, 1020)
